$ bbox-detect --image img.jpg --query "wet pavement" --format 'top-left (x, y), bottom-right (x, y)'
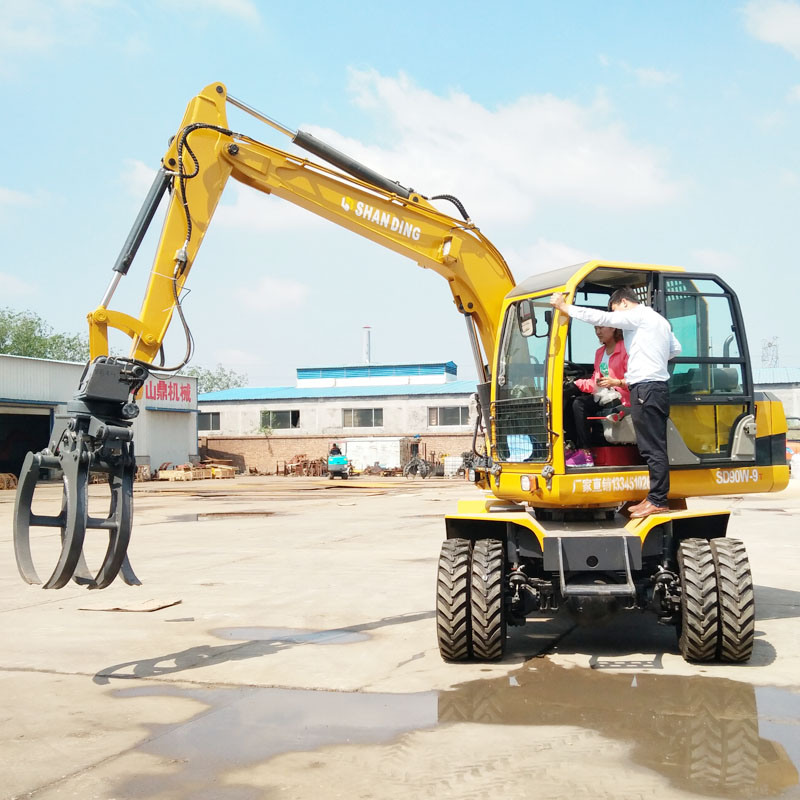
top-left (2, 476), bottom-right (800, 799)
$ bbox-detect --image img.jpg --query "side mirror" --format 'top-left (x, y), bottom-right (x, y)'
top-left (518, 299), bottom-right (536, 337)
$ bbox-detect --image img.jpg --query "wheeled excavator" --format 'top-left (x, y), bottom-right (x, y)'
top-left (13, 83), bottom-right (790, 665)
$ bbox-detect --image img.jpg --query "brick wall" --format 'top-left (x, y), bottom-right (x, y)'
top-left (199, 433), bottom-right (478, 474)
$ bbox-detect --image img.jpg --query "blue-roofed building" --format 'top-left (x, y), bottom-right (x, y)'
top-left (197, 361), bottom-right (478, 474)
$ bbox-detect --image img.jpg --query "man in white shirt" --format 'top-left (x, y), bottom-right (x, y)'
top-left (550, 287), bottom-right (682, 519)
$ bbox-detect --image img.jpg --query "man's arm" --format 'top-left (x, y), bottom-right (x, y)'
top-left (669, 331), bottom-right (682, 360)
top-left (549, 293), bottom-right (640, 329)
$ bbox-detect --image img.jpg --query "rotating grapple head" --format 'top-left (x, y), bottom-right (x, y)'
top-left (13, 358), bottom-right (150, 590)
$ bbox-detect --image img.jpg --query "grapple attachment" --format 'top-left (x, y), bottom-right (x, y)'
top-left (13, 358), bottom-right (149, 590)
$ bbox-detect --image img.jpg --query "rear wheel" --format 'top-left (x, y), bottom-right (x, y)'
top-left (470, 538), bottom-right (507, 661)
top-left (436, 539), bottom-right (472, 661)
top-left (677, 538), bottom-right (718, 662)
top-left (710, 538), bottom-right (755, 662)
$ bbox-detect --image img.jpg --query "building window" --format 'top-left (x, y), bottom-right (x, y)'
top-left (261, 410), bottom-right (300, 429)
top-left (342, 408), bottom-right (384, 427)
top-left (428, 406), bottom-right (469, 426)
top-left (198, 412), bottom-right (220, 431)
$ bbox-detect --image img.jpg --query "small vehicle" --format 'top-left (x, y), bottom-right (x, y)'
top-left (327, 455), bottom-right (350, 480)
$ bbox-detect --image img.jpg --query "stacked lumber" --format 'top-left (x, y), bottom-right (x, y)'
top-left (158, 464), bottom-right (212, 481)
top-left (208, 464), bottom-right (235, 479)
top-left (0, 473), bottom-right (18, 490)
top-left (277, 455), bottom-right (326, 477)
top-left (157, 463), bottom-right (235, 481)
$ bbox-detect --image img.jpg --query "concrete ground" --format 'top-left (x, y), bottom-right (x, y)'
top-left (2, 475), bottom-right (800, 799)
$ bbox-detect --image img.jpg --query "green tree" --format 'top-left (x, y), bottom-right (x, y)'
top-left (182, 363), bottom-right (249, 393)
top-left (0, 308), bottom-right (90, 362)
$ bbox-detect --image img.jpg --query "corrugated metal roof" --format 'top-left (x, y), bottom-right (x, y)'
top-left (752, 367), bottom-right (800, 385)
top-left (296, 361), bottom-right (457, 379)
top-left (199, 380), bottom-right (477, 402)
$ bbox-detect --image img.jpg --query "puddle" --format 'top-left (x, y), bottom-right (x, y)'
top-left (211, 626), bottom-right (369, 645)
top-left (105, 658), bottom-right (800, 798)
top-left (142, 512), bottom-right (278, 524)
top-left (197, 511), bottom-right (276, 520)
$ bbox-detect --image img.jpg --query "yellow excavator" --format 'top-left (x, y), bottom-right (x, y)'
top-left (13, 83), bottom-right (790, 665)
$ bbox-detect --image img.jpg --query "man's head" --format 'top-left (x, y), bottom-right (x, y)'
top-left (608, 287), bottom-right (640, 312)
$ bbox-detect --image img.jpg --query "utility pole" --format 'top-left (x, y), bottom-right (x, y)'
top-left (761, 337), bottom-right (779, 368)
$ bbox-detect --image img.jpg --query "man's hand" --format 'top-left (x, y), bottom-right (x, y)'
top-left (598, 377), bottom-right (623, 388)
top-left (550, 292), bottom-right (568, 311)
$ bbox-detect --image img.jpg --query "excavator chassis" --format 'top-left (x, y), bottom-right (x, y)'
top-left (436, 503), bottom-right (755, 664)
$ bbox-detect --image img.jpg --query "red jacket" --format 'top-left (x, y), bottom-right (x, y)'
top-left (575, 339), bottom-right (630, 406)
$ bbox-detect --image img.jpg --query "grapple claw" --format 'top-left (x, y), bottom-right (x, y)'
top-left (13, 357), bottom-right (147, 590)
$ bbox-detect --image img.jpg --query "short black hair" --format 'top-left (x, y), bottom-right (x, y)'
top-left (608, 287), bottom-right (639, 310)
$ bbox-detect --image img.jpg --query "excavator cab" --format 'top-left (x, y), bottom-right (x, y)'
top-left (480, 261), bottom-right (773, 507)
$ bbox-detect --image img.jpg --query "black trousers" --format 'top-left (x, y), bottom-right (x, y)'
top-left (629, 381), bottom-right (670, 506)
top-left (563, 388), bottom-right (599, 450)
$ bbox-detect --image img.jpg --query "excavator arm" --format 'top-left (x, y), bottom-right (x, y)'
top-left (91, 82), bottom-right (513, 370)
top-left (14, 81), bottom-right (515, 590)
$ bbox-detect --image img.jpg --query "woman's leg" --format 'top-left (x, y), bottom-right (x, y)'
top-left (572, 393), bottom-right (599, 450)
top-left (562, 383), bottom-right (582, 448)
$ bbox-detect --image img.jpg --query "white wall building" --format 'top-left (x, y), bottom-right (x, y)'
top-left (197, 362), bottom-right (476, 438)
top-left (0, 354), bottom-right (198, 475)
top-left (753, 368), bottom-right (800, 418)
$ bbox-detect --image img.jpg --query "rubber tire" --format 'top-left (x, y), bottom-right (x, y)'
top-left (470, 538), bottom-right (507, 661)
top-left (710, 538), bottom-right (755, 663)
top-left (677, 538), bottom-right (719, 662)
top-left (436, 539), bottom-right (472, 661)
top-left (341, 472), bottom-right (348, 480)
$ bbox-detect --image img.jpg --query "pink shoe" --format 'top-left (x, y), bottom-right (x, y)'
top-left (566, 450), bottom-right (594, 467)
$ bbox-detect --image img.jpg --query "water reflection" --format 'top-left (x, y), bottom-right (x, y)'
top-left (438, 660), bottom-right (799, 797)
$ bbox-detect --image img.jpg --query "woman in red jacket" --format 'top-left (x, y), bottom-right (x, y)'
top-left (565, 326), bottom-right (630, 467)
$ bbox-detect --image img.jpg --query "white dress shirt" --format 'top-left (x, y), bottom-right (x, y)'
top-left (565, 303), bottom-right (682, 386)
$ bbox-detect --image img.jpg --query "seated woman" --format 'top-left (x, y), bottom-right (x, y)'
top-left (564, 326), bottom-right (630, 467)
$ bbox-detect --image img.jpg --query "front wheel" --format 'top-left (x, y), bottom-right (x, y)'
top-left (470, 539), bottom-right (507, 661)
top-left (710, 538), bottom-right (755, 662)
top-left (436, 539), bottom-right (472, 661)
top-left (677, 538), bottom-right (719, 662)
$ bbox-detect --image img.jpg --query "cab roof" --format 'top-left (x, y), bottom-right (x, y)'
top-left (507, 260), bottom-right (686, 299)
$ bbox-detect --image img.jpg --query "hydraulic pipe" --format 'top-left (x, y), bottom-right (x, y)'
top-left (292, 130), bottom-right (411, 198)
top-left (110, 168), bottom-right (172, 277)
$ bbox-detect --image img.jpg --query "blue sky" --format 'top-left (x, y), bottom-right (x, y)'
top-left (1, 0), bottom-right (798, 385)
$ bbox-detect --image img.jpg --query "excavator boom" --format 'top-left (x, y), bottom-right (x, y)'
top-left (14, 81), bottom-right (515, 591)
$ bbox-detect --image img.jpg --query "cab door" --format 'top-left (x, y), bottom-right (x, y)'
top-left (654, 273), bottom-right (755, 462)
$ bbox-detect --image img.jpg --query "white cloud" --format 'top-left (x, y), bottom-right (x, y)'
top-left (121, 159), bottom-right (158, 197)
top-left (158, 0), bottom-right (260, 23)
top-left (689, 248), bottom-right (739, 271)
top-left (0, 186), bottom-right (36, 207)
top-left (743, 0), bottom-right (800, 58)
top-left (301, 69), bottom-right (680, 227)
top-left (233, 275), bottom-right (309, 312)
top-left (0, 271), bottom-right (35, 297)
top-left (504, 238), bottom-right (595, 281)
top-left (757, 110), bottom-right (784, 129)
top-left (787, 84), bottom-right (800, 101)
top-left (214, 184), bottom-right (332, 232)
top-left (634, 68), bottom-right (678, 87)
